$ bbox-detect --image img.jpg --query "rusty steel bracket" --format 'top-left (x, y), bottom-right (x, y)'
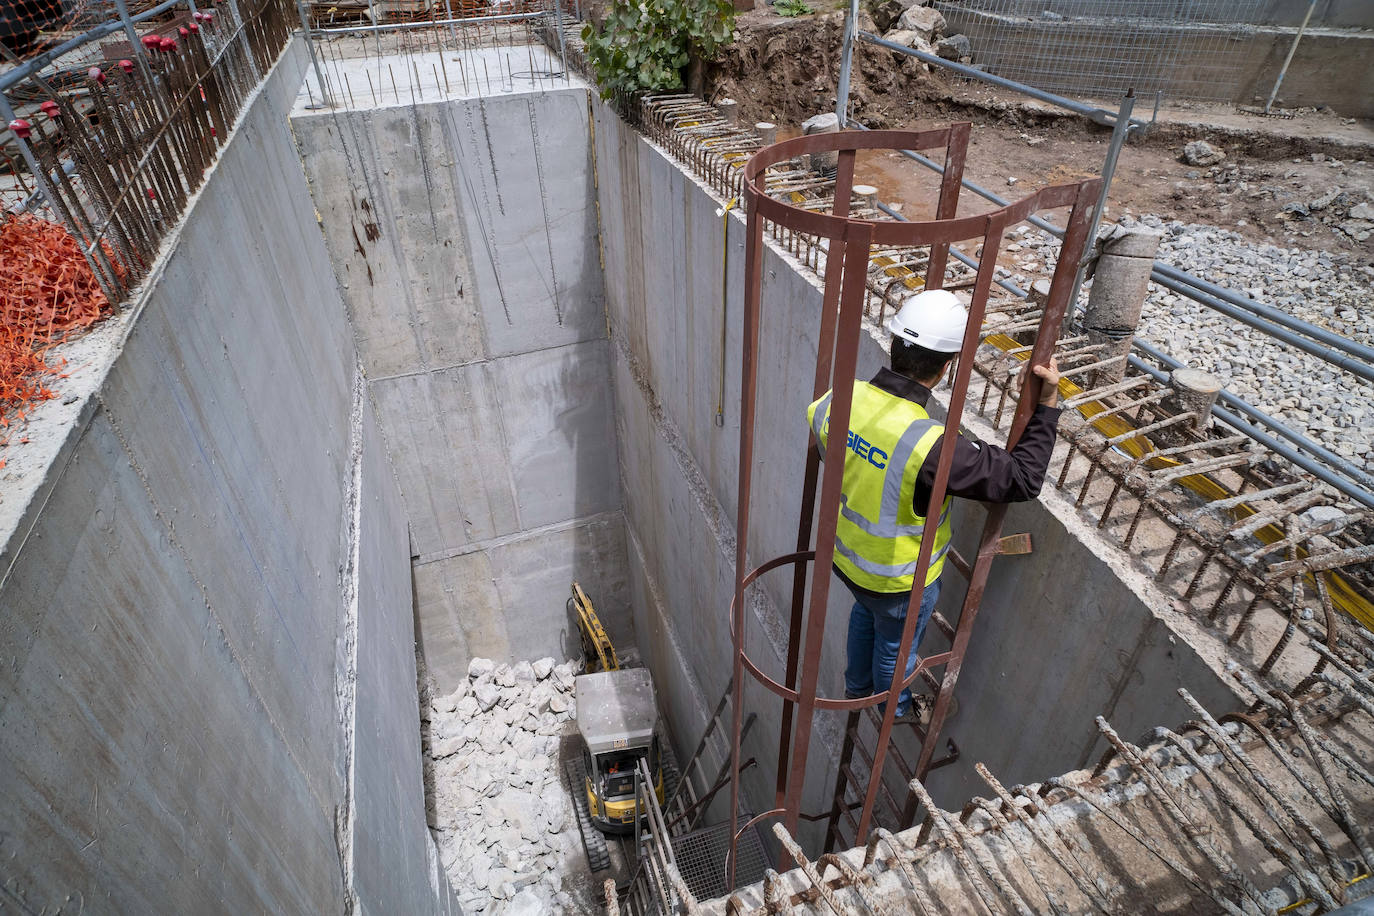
top-left (927, 738), bottom-right (960, 772)
top-left (996, 533), bottom-right (1033, 556)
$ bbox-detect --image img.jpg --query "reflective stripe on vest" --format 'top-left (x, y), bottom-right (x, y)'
top-left (833, 536), bottom-right (953, 579)
top-left (807, 381), bottom-right (953, 591)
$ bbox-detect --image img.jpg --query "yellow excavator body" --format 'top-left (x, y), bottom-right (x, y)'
top-left (570, 581), bottom-right (619, 672)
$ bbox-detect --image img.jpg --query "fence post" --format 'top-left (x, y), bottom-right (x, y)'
top-left (297, 0), bottom-right (334, 107)
top-left (1067, 87), bottom-right (1134, 324)
top-left (834, 0), bottom-right (858, 125)
top-left (111, 0), bottom-right (157, 87)
top-left (1264, 0), bottom-right (1316, 114)
top-left (551, 0), bottom-right (568, 83)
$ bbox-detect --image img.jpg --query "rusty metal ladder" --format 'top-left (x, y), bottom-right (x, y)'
top-left (724, 125), bottom-right (1101, 879)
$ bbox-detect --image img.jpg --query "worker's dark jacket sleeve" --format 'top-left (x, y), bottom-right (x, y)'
top-left (912, 404), bottom-right (1061, 514)
top-left (859, 368), bottom-right (1060, 516)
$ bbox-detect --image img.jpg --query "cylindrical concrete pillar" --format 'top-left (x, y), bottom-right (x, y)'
top-left (802, 111), bottom-right (840, 175)
top-left (1081, 225), bottom-right (1164, 388)
top-left (716, 98), bottom-right (739, 126)
top-left (1167, 367), bottom-right (1222, 432)
top-left (852, 183), bottom-right (877, 211)
top-left (755, 121), bottom-right (777, 145)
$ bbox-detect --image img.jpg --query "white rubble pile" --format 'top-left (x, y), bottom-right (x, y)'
top-left (998, 220), bottom-right (1374, 470)
top-left (426, 656), bottom-right (584, 914)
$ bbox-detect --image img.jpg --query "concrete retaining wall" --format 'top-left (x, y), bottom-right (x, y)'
top-left (0, 39), bottom-right (457, 915)
top-left (292, 86), bottom-right (630, 693)
top-left (591, 97), bottom-right (1242, 841)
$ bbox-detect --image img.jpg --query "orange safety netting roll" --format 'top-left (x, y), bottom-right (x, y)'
top-left (0, 213), bottom-right (119, 433)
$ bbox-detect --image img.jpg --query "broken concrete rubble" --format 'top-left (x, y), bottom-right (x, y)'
top-left (427, 657), bottom-right (588, 914)
top-left (868, 0), bottom-right (921, 33)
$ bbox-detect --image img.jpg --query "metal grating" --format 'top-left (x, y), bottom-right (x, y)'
top-left (932, 0), bottom-right (1265, 103)
top-left (671, 817), bottom-right (771, 903)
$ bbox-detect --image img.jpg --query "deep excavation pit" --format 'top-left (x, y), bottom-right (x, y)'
top-left (3, 23), bottom-right (1367, 916)
top-left (285, 35), bottom-right (1244, 905)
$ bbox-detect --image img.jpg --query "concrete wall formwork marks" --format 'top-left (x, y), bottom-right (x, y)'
top-left (0, 39), bottom-right (456, 914)
top-left (591, 96), bottom-right (1243, 835)
top-left (292, 86), bottom-right (629, 692)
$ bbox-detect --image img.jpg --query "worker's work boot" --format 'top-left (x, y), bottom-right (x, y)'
top-left (909, 693), bottom-right (959, 727)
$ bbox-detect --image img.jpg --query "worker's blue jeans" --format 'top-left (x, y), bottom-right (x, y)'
top-left (844, 578), bottom-right (942, 718)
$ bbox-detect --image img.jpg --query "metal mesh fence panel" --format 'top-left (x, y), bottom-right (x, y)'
top-left (932, 0), bottom-right (1265, 103)
top-left (1, 0), bottom-right (170, 62)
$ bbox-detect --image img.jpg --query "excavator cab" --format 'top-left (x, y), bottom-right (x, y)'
top-left (575, 668), bottom-right (665, 833)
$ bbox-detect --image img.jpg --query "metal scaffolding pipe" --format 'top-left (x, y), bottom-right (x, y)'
top-left (1128, 346), bottom-right (1374, 508)
top-left (856, 30), bottom-right (1148, 130)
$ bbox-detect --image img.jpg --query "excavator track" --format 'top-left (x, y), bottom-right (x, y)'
top-left (565, 755), bottom-right (611, 873)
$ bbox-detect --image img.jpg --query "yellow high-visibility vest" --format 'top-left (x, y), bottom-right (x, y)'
top-left (806, 381), bottom-right (953, 591)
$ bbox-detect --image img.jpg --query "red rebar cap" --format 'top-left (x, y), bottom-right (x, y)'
top-left (192, 9), bottom-right (204, 18)
top-left (39, 101), bottom-right (59, 120)
top-left (187, 21), bottom-right (199, 32)
top-left (178, 26), bottom-right (188, 36)
top-left (119, 59), bottom-right (135, 73)
top-left (88, 66), bottom-right (106, 83)
top-left (8, 119), bottom-right (31, 139)
top-left (147, 188), bottom-right (157, 200)
top-left (141, 34), bottom-right (159, 47)
top-left (203, 10), bottom-right (214, 20)
top-left (159, 36), bottom-right (176, 51)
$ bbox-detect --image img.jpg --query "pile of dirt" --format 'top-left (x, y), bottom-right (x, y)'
top-left (705, 8), bottom-right (948, 129)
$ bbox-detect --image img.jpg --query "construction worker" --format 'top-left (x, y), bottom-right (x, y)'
top-left (806, 289), bottom-right (1062, 720)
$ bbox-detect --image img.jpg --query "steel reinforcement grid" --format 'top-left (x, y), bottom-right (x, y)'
top-left (1, 0), bottom-right (297, 305)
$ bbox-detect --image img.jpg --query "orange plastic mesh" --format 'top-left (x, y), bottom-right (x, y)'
top-left (0, 214), bottom-right (118, 443)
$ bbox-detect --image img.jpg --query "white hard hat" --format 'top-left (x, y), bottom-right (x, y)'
top-left (887, 289), bottom-right (969, 353)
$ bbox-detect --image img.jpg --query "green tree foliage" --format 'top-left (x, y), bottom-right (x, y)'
top-left (581, 0), bottom-right (735, 98)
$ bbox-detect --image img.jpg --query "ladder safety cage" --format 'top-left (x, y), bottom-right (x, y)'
top-left (725, 125), bottom-right (1100, 882)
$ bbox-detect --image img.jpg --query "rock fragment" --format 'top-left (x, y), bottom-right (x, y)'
top-left (935, 33), bottom-right (970, 60)
top-left (1181, 140), bottom-right (1225, 167)
top-left (896, 4), bottom-right (944, 39)
top-left (475, 679), bottom-right (501, 712)
top-left (881, 28), bottom-right (933, 53)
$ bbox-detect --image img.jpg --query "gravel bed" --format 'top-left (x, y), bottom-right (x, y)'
top-left (425, 656), bottom-right (591, 915)
top-left (1002, 219), bottom-right (1374, 472)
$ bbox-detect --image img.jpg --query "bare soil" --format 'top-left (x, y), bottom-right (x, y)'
top-left (705, 10), bottom-right (1374, 258)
